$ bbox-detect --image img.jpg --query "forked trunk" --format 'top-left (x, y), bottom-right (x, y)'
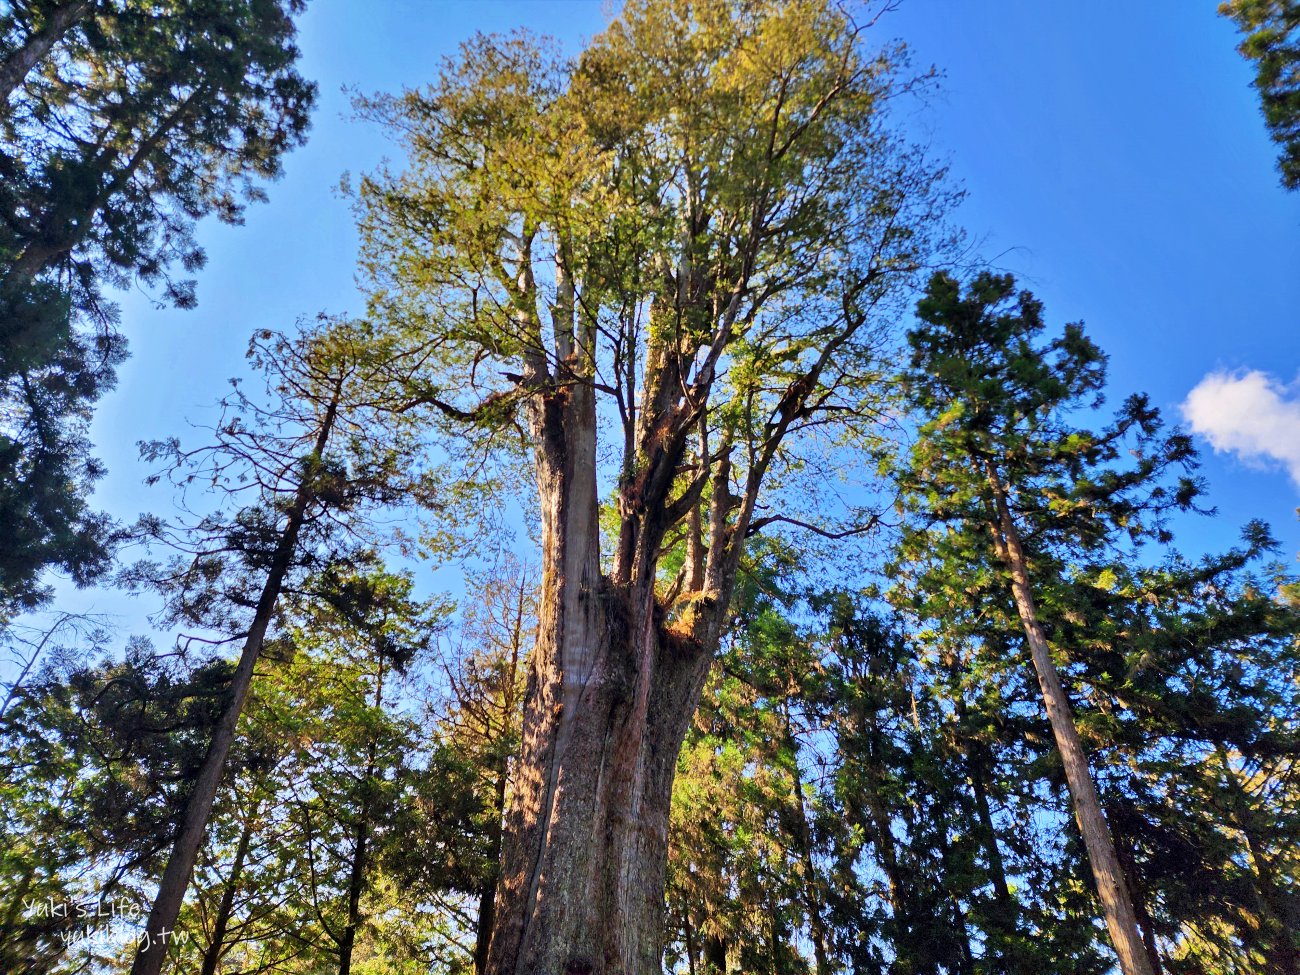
top-left (484, 380), bottom-right (715, 974)
top-left (484, 564), bottom-right (711, 974)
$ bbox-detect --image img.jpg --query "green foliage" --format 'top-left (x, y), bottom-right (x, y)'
top-left (0, 639), bottom-right (232, 974)
top-left (1222, 0), bottom-right (1300, 189)
top-left (0, 0), bottom-right (316, 619)
top-left (892, 272), bottom-right (1300, 974)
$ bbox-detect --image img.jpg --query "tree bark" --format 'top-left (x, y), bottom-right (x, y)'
top-left (483, 332), bottom-right (722, 973)
top-left (983, 462), bottom-right (1155, 975)
top-left (129, 382), bottom-right (341, 975)
top-left (0, 0), bottom-right (92, 104)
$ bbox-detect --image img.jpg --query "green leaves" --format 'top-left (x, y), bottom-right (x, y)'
top-left (1222, 0), bottom-right (1300, 189)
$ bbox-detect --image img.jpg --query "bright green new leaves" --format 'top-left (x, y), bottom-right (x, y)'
top-left (355, 0), bottom-right (956, 560)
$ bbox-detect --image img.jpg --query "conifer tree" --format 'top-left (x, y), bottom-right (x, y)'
top-left (0, 0), bottom-right (315, 618)
top-left (896, 271), bottom-right (1202, 975)
top-left (1222, 0), bottom-right (1300, 189)
top-left (124, 317), bottom-right (461, 975)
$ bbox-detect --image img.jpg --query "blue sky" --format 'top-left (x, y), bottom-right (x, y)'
top-left (61, 0), bottom-right (1300, 626)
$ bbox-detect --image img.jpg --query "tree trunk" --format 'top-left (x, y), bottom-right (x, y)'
top-left (0, 0), bottom-right (92, 103)
top-left (783, 707), bottom-right (830, 975)
top-left (983, 462), bottom-right (1155, 975)
top-left (961, 726), bottom-right (1025, 975)
top-left (198, 811), bottom-right (256, 975)
top-left (474, 764), bottom-right (509, 975)
top-left (129, 384), bottom-right (341, 975)
top-left (483, 368), bottom-right (717, 975)
top-left (3, 83), bottom-right (202, 290)
top-left (1110, 815), bottom-right (1163, 975)
top-left (337, 821), bottom-right (368, 975)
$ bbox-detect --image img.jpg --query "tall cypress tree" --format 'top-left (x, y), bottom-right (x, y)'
top-left (895, 271), bottom-right (1202, 975)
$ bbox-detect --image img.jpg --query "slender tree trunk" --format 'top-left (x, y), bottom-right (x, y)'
top-left (129, 384), bottom-right (341, 975)
top-left (0, 0), bottom-right (91, 103)
top-left (198, 812), bottom-right (256, 975)
top-left (337, 822), bottom-right (369, 975)
top-left (1110, 817), bottom-right (1163, 975)
top-left (682, 906), bottom-right (697, 975)
top-left (783, 707), bottom-right (830, 975)
top-left (3, 84), bottom-right (202, 289)
top-left (474, 765), bottom-right (509, 975)
top-left (958, 712), bottom-right (1025, 975)
top-left (983, 462), bottom-right (1155, 975)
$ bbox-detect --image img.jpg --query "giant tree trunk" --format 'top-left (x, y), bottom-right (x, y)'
top-left (483, 363), bottom-right (719, 974)
top-left (984, 463), bottom-right (1155, 975)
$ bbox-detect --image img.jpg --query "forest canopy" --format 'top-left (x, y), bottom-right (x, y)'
top-left (1, 3), bottom-right (1298, 975)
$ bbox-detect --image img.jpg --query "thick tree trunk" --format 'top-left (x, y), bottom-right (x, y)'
top-left (984, 464), bottom-right (1155, 975)
top-left (198, 812), bottom-right (256, 975)
top-left (483, 367), bottom-right (716, 974)
top-left (129, 385), bottom-right (340, 975)
top-left (483, 562), bottom-right (711, 975)
top-left (0, 0), bottom-right (92, 104)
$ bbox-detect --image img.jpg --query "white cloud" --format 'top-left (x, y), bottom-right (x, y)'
top-left (1182, 370), bottom-right (1300, 488)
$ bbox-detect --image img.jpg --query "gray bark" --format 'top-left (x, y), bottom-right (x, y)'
top-left (984, 461), bottom-right (1155, 975)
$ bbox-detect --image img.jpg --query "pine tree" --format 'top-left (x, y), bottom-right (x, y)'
top-left (0, 0), bottom-right (316, 618)
top-left (895, 271), bottom-right (1203, 975)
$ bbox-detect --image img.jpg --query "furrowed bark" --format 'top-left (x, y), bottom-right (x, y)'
top-left (984, 462), bottom-right (1155, 975)
top-left (129, 384), bottom-right (341, 975)
top-left (485, 280), bottom-right (734, 972)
